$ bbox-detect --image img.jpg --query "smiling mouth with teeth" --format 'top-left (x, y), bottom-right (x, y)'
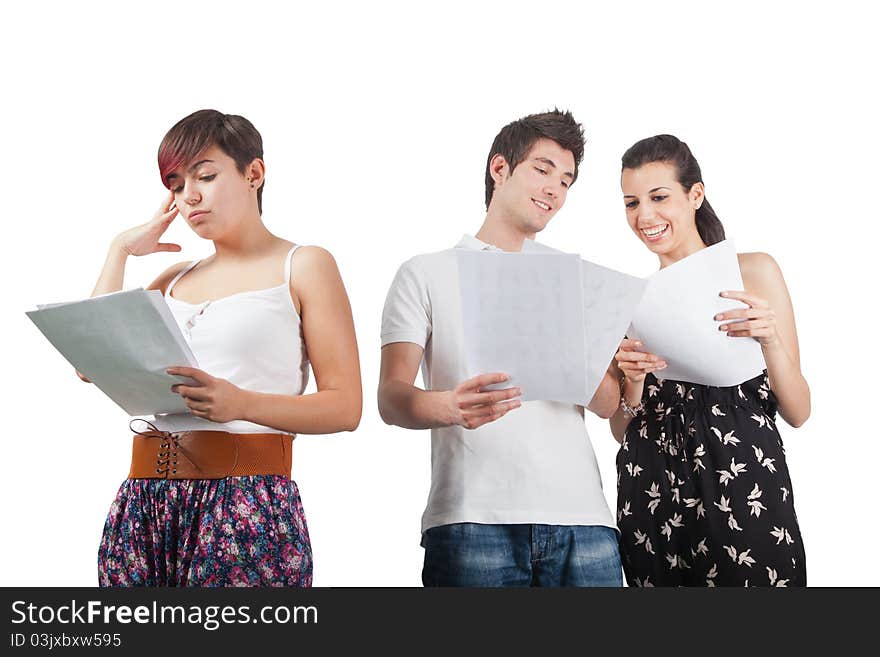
top-left (641, 224), bottom-right (669, 239)
top-left (532, 199), bottom-right (551, 211)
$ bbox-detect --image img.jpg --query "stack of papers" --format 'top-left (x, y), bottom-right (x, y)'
top-left (457, 250), bottom-right (588, 405)
top-left (522, 240), bottom-right (648, 402)
top-left (456, 244), bottom-right (647, 405)
top-left (455, 238), bottom-right (765, 405)
top-left (627, 240), bottom-right (765, 387)
top-left (27, 288), bottom-right (199, 415)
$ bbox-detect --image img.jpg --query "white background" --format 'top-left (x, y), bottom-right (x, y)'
top-left (1, 1), bottom-right (876, 586)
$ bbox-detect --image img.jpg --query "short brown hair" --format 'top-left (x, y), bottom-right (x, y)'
top-left (158, 110), bottom-right (265, 213)
top-left (484, 109), bottom-right (585, 208)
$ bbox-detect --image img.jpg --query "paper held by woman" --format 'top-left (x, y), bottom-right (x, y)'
top-left (627, 239), bottom-right (766, 387)
top-left (26, 288), bottom-right (200, 415)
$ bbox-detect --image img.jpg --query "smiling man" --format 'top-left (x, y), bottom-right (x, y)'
top-left (378, 110), bottom-right (623, 587)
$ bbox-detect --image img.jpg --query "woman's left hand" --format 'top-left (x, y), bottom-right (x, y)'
top-left (715, 290), bottom-right (780, 347)
top-left (167, 366), bottom-right (248, 423)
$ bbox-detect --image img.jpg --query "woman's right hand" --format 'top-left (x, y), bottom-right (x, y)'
top-left (114, 192), bottom-right (181, 256)
top-left (614, 338), bottom-right (667, 384)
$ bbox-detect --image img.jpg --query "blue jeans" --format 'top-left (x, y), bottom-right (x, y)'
top-left (421, 523), bottom-right (623, 587)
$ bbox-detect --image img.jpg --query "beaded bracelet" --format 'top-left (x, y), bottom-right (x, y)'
top-left (619, 375), bottom-right (644, 418)
top-left (620, 397), bottom-right (644, 418)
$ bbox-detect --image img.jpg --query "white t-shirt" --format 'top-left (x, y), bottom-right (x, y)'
top-left (381, 235), bottom-right (615, 533)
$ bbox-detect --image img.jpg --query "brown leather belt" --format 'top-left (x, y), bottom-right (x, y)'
top-left (128, 428), bottom-right (293, 480)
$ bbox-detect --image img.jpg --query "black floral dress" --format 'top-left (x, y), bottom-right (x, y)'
top-left (616, 371), bottom-right (806, 587)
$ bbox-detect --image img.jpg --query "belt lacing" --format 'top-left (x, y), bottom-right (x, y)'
top-left (129, 419), bottom-right (198, 476)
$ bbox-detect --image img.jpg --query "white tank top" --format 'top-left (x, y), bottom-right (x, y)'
top-left (152, 245), bottom-right (309, 434)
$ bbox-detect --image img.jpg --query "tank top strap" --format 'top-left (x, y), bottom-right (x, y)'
top-left (284, 245), bottom-right (302, 285)
top-left (165, 260), bottom-right (201, 297)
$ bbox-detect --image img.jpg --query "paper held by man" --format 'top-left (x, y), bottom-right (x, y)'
top-left (455, 239), bottom-right (764, 406)
top-left (26, 288), bottom-right (199, 416)
top-left (520, 239), bottom-right (648, 402)
top-left (456, 249), bottom-right (589, 405)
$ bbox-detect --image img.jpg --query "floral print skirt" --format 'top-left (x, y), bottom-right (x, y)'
top-left (616, 371), bottom-right (806, 587)
top-left (98, 476), bottom-right (312, 587)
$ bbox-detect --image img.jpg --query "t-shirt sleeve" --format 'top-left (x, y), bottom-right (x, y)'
top-left (381, 258), bottom-right (431, 348)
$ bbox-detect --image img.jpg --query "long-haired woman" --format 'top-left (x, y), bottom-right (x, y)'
top-left (612, 134), bottom-right (808, 587)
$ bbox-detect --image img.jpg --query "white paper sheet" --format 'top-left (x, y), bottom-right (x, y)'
top-left (627, 239), bottom-right (766, 386)
top-left (456, 250), bottom-right (587, 404)
top-left (27, 288), bottom-right (200, 415)
top-left (522, 240), bottom-right (648, 402)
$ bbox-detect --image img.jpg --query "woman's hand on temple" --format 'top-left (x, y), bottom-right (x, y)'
top-left (114, 192), bottom-right (181, 257)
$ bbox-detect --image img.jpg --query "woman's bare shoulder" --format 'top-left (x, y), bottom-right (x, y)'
top-left (146, 260), bottom-right (193, 294)
top-left (290, 245), bottom-right (338, 277)
top-left (738, 251), bottom-right (786, 293)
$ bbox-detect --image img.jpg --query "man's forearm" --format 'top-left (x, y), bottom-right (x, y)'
top-left (587, 370), bottom-right (620, 419)
top-left (378, 380), bottom-right (454, 429)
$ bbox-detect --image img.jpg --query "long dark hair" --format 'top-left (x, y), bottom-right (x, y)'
top-left (621, 134), bottom-right (725, 246)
